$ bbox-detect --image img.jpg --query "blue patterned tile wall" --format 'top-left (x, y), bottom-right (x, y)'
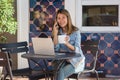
top-left (29, 0), bottom-right (120, 75)
top-left (81, 33), bottom-right (120, 75)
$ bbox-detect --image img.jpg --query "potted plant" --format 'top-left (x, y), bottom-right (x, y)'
top-left (0, 0), bottom-right (17, 43)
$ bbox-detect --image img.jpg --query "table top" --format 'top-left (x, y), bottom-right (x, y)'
top-left (22, 52), bottom-right (81, 60)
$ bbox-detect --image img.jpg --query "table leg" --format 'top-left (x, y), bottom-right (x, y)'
top-left (30, 59), bottom-right (49, 80)
top-left (53, 60), bottom-right (66, 80)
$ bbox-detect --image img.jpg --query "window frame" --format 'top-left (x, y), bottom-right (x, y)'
top-left (76, 0), bottom-right (120, 32)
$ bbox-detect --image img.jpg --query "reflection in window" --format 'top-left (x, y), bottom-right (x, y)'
top-left (82, 5), bottom-right (118, 26)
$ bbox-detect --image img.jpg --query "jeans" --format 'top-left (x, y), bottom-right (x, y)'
top-left (56, 61), bottom-right (75, 80)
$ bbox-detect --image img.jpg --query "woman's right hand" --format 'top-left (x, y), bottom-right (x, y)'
top-left (52, 22), bottom-right (59, 45)
top-left (53, 22), bottom-right (59, 36)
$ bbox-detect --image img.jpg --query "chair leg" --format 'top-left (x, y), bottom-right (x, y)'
top-left (44, 73), bottom-right (48, 80)
top-left (7, 60), bottom-right (13, 80)
top-left (8, 68), bottom-right (13, 80)
top-left (2, 67), bottom-right (10, 80)
top-left (95, 70), bottom-right (99, 80)
top-left (77, 72), bottom-right (81, 80)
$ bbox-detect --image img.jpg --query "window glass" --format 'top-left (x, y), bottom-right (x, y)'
top-left (82, 5), bottom-right (118, 27)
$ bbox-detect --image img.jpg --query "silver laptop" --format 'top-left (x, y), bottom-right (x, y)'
top-left (32, 38), bottom-right (55, 56)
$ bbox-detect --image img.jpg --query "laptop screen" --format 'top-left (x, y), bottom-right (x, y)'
top-left (32, 38), bottom-right (55, 56)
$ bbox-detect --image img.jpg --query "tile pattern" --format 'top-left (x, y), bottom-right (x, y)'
top-left (29, 0), bottom-right (64, 33)
top-left (81, 33), bottom-right (120, 75)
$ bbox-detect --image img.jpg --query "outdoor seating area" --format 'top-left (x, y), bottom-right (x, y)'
top-left (0, 0), bottom-right (120, 80)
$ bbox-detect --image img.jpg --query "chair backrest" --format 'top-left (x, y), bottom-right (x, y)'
top-left (0, 41), bottom-right (29, 68)
top-left (81, 40), bottom-right (99, 70)
top-left (0, 41), bottom-right (29, 54)
top-left (39, 32), bottom-right (48, 38)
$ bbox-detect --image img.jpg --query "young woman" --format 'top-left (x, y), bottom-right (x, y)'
top-left (52, 9), bottom-right (85, 80)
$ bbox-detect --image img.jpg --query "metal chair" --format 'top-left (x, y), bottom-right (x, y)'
top-left (68, 40), bottom-right (99, 80)
top-left (0, 41), bottom-right (30, 79)
top-left (0, 41), bottom-right (53, 80)
top-left (0, 41), bottom-right (47, 80)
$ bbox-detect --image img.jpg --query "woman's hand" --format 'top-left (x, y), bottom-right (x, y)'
top-left (52, 22), bottom-right (59, 45)
top-left (64, 35), bottom-right (70, 43)
top-left (64, 36), bottom-right (75, 51)
top-left (53, 22), bottom-right (59, 36)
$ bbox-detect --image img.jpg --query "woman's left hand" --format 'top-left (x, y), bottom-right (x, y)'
top-left (64, 36), bottom-right (75, 51)
top-left (64, 35), bottom-right (70, 43)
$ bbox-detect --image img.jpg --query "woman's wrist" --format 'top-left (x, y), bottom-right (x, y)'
top-left (65, 42), bottom-right (75, 51)
top-left (65, 42), bottom-right (70, 46)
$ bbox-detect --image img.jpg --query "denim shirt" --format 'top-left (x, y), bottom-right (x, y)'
top-left (54, 29), bottom-right (85, 72)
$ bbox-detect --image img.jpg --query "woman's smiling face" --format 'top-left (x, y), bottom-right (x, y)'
top-left (57, 13), bottom-right (68, 28)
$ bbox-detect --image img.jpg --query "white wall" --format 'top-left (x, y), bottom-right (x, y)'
top-left (65, 0), bottom-right (76, 26)
top-left (17, 0), bottom-right (29, 69)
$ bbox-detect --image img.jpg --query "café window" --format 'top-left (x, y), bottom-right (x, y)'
top-left (83, 5), bottom-right (118, 26)
top-left (76, 0), bottom-right (120, 32)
